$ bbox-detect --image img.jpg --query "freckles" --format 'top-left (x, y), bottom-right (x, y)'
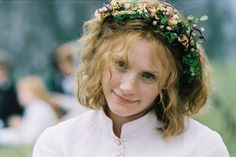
top-left (109, 71), bottom-right (120, 85)
top-left (143, 85), bottom-right (159, 97)
top-left (103, 67), bottom-right (119, 85)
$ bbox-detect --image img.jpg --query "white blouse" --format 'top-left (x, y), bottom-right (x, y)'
top-left (33, 109), bottom-right (229, 157)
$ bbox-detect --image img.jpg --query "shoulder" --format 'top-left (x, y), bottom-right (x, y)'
top-left (185, 118), bottom-right (224, 142)
top-left (182, 118), bottom-right (229, 157)
top-left (185, 118), bottom-right (217, 137)
top-left (32, 110), bottom-right (98, 157)
top-left (39, 109), bottom-right (98, 139)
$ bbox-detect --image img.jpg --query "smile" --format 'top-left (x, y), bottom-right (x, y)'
top-left (113, 91), bottom-right (138, 104)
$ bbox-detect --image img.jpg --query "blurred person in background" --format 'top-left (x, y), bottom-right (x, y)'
top-left (47, 42), bottom-right (75, 95)
top-left (0, 76), bottom-right (57, 146)
top-left (0, 50), bottom-right (23, 128)
top-left (46, 42), bottom-right (88, 120)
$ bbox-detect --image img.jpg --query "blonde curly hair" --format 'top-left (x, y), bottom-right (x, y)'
top-left (77, 0), bottom-right (210, 138)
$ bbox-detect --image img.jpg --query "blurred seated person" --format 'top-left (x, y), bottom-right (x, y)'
top-left (47, 42), bottom-right (76, 95)
top-left (0, 50), bottom-right (23, 128)
top-left (0, 76), bottom-right (58, 146)
top-left (46, 42), bottom-right (88, 120)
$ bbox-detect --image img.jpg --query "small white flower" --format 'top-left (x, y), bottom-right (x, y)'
top-left (152, 20), bottom-right (158, 26)
top-left (166, 26), bottom-right (172, 31)
top-left (168, 14), bottom-right (180, 25)
top-left (200, 27), bottom-right (205, 32)
top-left (124, 3), bottom-right (131, 9)
top-left (178, 35), bottom-right (189, 46)
top-left (157, 4), bottom-right (166, 11)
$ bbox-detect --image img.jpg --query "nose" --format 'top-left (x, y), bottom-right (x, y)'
top-left (119, 73), bottom-right (137, 95)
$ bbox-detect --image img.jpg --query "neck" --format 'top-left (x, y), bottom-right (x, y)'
top-left (105, 107), bottom-right (151, 138)
top-left (106, 110), bottom-right (128, 138)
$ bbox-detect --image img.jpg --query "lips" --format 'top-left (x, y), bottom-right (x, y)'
top-left (113, 91), bottom-right (138, 104)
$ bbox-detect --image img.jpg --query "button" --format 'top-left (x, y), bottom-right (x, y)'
top-left (115, 139), bottom-right (121, 146)
top-left (115, 151), bottom-right (123, 156)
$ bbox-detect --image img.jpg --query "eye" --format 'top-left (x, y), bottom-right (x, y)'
top-left (114, 60), bottom-right (126, 69)
top-left (141, 72), bottom-right (157, 80)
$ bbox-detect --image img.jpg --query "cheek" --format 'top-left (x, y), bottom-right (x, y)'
top-left (141, 85), bottom-right (159, 102)
top-left (18, 91), bottom-right (28, 105)
top-left (103, 67), bottom-right (121, 87)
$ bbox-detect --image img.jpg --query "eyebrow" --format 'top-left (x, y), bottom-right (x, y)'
top-left (112, 55), bottom-right (159, 74)
top-left (112, 54), bottom-right (126, 59)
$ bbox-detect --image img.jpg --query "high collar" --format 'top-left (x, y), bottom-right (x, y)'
top-left (98, 109), bottom-right (160, 141)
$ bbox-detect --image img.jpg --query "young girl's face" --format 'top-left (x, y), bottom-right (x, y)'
top-left (17, 85), bottom-right (34, 107)
top-left (102, 38), bottom-right (160, 121)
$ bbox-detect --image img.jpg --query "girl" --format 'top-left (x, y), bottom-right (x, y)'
top-left (33, 0), bottom-right (229, 156)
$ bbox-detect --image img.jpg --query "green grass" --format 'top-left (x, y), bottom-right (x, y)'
top-left (0, 145), bottom-right (32, 157)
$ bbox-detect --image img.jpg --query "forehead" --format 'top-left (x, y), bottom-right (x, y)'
top-left (121, 41), bottom-right (160, 73)
top-left (108, 33), bottom-right (168, 71)
top-left (113, 39), bottom-right (152, 59)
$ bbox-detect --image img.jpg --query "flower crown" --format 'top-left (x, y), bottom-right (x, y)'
top-left (95, 0), bottom-right (208, 83)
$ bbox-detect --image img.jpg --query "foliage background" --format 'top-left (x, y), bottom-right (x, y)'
top-left (0, 0), bottom-right (235, 156)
